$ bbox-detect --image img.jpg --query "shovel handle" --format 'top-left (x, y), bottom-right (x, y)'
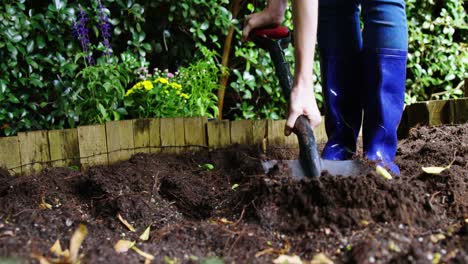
top-left (249, 28), bottom-right (321, 178)
top-left (293, 115), bottom-right (322, 177)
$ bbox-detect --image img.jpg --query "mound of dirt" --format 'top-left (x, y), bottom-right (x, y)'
top-left (0, 124), bottom-right (467, 263)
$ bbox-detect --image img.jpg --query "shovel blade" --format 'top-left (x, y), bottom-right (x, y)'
top-left (262, 159), bottom-right (370, 179)
top-left (320, 159), bottom-right (371, 177)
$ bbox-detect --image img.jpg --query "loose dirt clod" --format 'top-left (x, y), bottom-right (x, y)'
top-left (0, 124), bottom-right (467, 263)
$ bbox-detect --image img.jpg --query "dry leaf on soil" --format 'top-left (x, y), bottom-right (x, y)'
top-left (421, 166), bottom-right (448, 174)
top-left (422, 155), bottom-right (456, 174)
top-left (69, 224), bottom-right (88, 263)
top-left (50, 240), bottom-right (70, 258)
top-left (117, 213), bottom-right (136, 232)
top-left (376, 165), bottom-right (392, 180)
top-left (139, 225), bottom-right (151, 241)
top-left (114, 240), bottom-right (136, 253)
top-left (132, 246), bottom-right (155, 261)
top-left (32, 224), bottom-right (88, 264)
top-left (40, 197), bottom-right (53, 210)
top-left (430, 234), bottom-right (446, 243)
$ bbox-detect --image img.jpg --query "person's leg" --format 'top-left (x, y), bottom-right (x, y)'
top-left (361, 0), bottom-right (408, 174)
top-left (318, 0), bottom-right (363, 160)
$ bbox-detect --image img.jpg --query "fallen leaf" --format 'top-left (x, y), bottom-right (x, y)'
top-left (40, 197), bottom-right (53, 210)
top-left (139, 225), bottom-right (151, 241)
top-left (360, 220), bottom-right (370, 227)
top-left (310, 253), bottom-right (333, 264)
top-left (430, 234), bottom-right (446, 243)
top-left (69, 224), bottom-right (88, 263)
top-left (422, 166), bottom-right (448, 174)
top-left (218, 218), bottom-right (234, 225)
top-left (273, 254), bottom-right (303, 264)
top-left (376, 165), bottom-right (392, 180)
top-left (50, 240), bottom-right (70, 258)
top-left (388, 241), bottom-right (401, 253)
top-left (422, 155), bottom-right (456, 175)
top-left (114, 240), bottom-right (135, 253)
top-left (132, 246), bottom-right (155, 260)
top-left (117, 213), bottom-right (136, 232)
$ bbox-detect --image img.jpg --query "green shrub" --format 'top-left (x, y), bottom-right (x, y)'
top-left (73, 58), bottom-right (130, 124)
top-left (0, 1), bottom-right (79, 136)
top-left (405, 0), bottom-right (467, 103)
top-left (0, 0), bottom-right (149, 136)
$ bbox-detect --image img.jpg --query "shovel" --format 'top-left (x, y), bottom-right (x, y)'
top-left (249, 26), bottom-right (370, 178)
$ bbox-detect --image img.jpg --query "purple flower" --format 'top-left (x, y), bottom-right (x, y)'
top-left (98, 0), bottom-right (112, 56)
top-left (72, 6), bottom-right (94, 65)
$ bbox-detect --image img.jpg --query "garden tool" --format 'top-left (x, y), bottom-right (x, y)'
top-left (249, 27), bottom-right (370, 178)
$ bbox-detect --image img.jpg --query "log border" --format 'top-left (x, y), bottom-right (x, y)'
top-left (1, 98), bottom-right (466, 175)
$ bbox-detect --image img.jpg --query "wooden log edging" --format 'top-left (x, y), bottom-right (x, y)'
top-left (0, 98), bottom-right (466, 176)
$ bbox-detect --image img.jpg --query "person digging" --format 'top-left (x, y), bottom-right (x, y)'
top-left (243, 0), bottom-right (408, 175)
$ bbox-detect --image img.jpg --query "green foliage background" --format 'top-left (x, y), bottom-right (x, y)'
top-left (0, 0), bottom-right (466, 136)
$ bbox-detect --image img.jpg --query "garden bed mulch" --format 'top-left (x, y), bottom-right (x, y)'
top-left (0, 123), bottom-right (467, 263)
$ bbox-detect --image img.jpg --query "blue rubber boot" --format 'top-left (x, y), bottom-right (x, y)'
top-left (362, 48), bottom-right (407, 174)
top-left (320, 53), bottom-right (363, 160)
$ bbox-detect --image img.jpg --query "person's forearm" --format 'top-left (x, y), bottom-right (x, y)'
top-left (292, 0), bottom-right (318, 86)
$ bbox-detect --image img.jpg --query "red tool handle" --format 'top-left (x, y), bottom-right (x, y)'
top-left (251, 26), bottom-right (290, 39)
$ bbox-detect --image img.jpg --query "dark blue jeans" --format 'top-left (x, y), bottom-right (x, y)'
top-left (317, 0), bottom-right (408, 53)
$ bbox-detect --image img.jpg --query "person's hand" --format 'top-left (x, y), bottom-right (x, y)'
top-left (242, 8), bottom-right (284, 41)
top-left (285, 78), bottom-right (322, 136)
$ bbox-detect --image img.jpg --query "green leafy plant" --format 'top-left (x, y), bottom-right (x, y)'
top-left (199, 163), bottom-right (215, 171)
top-left (0, 0), bottom-right (149, 136)
top-left (405, 0), bottom-right (467, 103)
top-left (74, 60), bottom-right (130, 124)
top-left (177, 47), bottom-right (221, 118)
top-left (71, 1), bottom-right (147, 125)
top-left (0, 1), bottom-right (80, 136)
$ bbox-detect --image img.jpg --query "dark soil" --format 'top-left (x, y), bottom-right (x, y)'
top-left (1, 124), bottom-right (467, 263)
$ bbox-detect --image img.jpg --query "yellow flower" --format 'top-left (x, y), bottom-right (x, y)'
top-left (125, 81), bottom-right (153, 96)
top-left (142, 80), bottom-right (154, 90)
top-left (180, 93), bottom-right (190, 99)
top-left (170, 82), bottom-right (182, 90)
top-left (155, 77), bottom-right (169, 84)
